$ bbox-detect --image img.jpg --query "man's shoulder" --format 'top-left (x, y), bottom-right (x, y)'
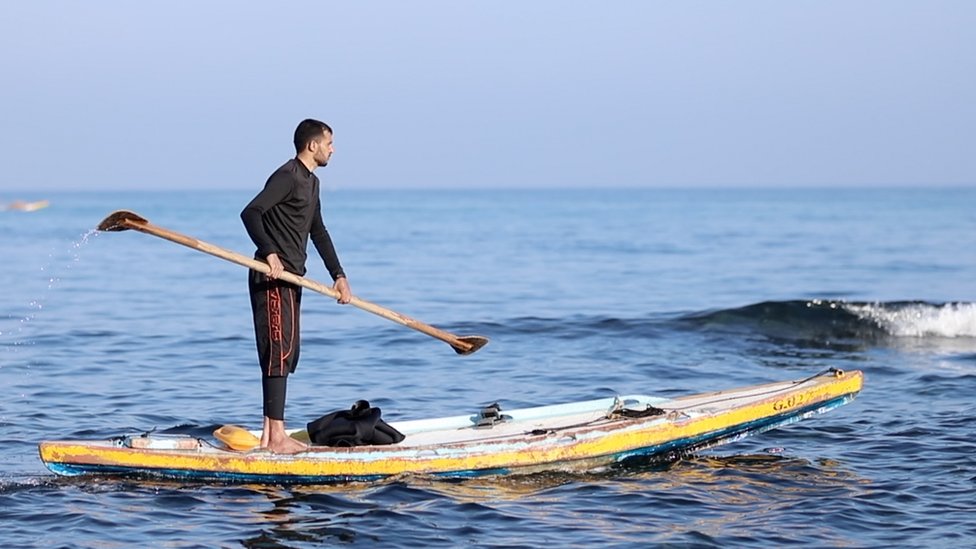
top-left (271, 158), bottom-right (301, 175)
top-left (273, 159), bottom-right (317, 180)
top-left (266, 159), bottom-right (303, 185)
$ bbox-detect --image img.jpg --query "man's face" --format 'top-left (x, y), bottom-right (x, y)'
top-left (311, 131), bottom-right (334, 167)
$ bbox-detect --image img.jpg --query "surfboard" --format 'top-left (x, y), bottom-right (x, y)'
top-left (38, 369), bottom-right (862, 484)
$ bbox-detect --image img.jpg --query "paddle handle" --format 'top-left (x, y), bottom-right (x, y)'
top-left (119, 218), bottom-right (484, 354)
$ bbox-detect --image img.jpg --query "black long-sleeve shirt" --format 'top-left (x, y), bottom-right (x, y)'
top-left (241, 158), bottom-right (345, 280)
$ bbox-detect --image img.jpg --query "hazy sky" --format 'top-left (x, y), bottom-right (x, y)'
top-left (1, 1), bottom-right (973, 190)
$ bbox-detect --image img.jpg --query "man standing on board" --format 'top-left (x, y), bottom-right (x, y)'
top-left (241, 119), bottom-right (352, 454)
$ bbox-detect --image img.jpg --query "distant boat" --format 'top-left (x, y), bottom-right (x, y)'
top-left (3, 200), bottom-right (50, 212)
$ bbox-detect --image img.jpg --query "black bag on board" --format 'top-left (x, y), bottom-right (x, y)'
top-left (306, 400), bottom-right (406, 447)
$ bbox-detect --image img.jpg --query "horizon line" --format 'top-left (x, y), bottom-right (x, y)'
top-left (3, 183), bottom-right (975, 195)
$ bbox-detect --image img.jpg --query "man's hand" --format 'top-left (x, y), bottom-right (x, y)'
top-left (266, 253), bottom-right (285, 279)
top-left (334, 277), bottom-right (352, 304)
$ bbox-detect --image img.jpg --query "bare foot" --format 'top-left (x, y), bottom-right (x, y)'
top-left (261, 417), bottom-right (307, 454)
top-left (265, 435), bottom-right (308, 455)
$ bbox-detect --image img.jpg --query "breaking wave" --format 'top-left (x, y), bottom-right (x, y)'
top-left (842, 301), bottom-right (976, 338)
top-left (684, 300), bottom-right (976, 340)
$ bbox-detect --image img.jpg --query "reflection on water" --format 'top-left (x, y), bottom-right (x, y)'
top-left (172, 451), bottom-right (862, 547)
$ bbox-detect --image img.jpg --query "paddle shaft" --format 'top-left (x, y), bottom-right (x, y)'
top-left (114, 216), bottom-right (483, 354)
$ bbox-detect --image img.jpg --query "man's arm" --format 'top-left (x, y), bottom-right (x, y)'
top-left (241, 173), bottom-right (292, 262)
top-left (310, 201), bottom-right (352, 303)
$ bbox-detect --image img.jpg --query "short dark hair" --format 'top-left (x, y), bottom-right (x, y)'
top-left (293, 119), bottom-right (333, 153)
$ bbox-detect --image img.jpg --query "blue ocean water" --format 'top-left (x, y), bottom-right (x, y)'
top-left (1, 188), bottom-right (974, 547)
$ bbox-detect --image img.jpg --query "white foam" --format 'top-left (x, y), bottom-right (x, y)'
top-left (845, 302), bottom-right (976, 338)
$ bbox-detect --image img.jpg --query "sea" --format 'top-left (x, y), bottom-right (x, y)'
top-left (1, 188), bottom-right (974, 548)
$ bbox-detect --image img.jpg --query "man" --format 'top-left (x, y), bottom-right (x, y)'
top-left (241, 119), bottom-right (352, 454)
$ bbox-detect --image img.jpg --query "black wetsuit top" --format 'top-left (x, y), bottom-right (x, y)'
top-left (240, 158), bottom-right (345, 279)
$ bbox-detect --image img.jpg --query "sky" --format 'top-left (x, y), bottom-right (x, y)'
top-left (0, 1), bottom-right (973, 191)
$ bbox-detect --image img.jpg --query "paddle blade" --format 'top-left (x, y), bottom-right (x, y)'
top-left (452, 335), bottom-right (489, 355)
top-left (97, 210), bottom-right (149, 232)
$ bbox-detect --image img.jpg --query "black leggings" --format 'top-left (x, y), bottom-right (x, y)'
top-left (262, 376), bottom-right (288, 420)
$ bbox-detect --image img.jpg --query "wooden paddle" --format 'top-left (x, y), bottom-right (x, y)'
top-left (97, 210), bottom-right (488, 355)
